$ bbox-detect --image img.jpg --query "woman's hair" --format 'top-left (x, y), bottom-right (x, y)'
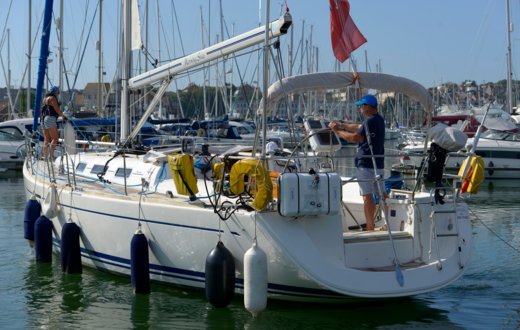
top-left (48, 86), bottom-right (60, 96)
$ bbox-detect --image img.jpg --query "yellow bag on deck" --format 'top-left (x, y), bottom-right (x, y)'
top-left (168, 154), bottom-right (199, 197)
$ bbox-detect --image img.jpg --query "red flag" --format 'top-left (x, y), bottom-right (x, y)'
top-left (329, 0), bottom-right (367, 62)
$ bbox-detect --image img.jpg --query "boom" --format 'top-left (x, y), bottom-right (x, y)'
top-left (128, 13), bottom-right (292, 89)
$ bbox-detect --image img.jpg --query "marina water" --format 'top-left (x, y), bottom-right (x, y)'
top-left (1, 147), bottom-right (519, 329)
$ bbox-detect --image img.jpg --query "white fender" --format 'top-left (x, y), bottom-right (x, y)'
top-left (63, 121), bottom-right (77, 155)
top-left (42, 185), bottom-right (60, 218)
top-left (243, 242), bottom-right (268, 315)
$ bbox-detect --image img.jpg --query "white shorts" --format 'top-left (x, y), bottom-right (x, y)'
top-left (43, 116), bottom-right (57, 129)
top-left (356, 167), bottom-right (385, 196)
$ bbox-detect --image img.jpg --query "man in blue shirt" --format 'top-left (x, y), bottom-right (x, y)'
top-left (329, 94), bottom-right (386, 230)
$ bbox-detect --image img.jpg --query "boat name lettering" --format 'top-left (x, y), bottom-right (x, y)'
top-left (184, 53), bottom-right (206, 66)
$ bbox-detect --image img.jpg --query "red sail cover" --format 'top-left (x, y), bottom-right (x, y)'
top-left (329, 0), bottom-right (367, 62)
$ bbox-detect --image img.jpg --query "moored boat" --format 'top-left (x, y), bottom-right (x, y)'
top-left (23, 0), bottom-right (472, 306)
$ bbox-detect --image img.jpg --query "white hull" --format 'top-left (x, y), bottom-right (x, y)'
top-left (23, 149), bottom-right (472, 301)
top-left (445, 137), bottom-right (520, 179)
top-left (399, 136), bottom-right (520, 179)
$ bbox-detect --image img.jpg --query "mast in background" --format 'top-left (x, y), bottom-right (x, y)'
top-left (7, 29), bottom-right (12, 118)
top-left (58, 0), bottom-right (64, 92)
top-left (97, 0), bottom-right (103, 116)
top-left (156, 0), bottom-right (163, 118)
top-left (506, 0), bottom-right (514, 113)
top-left (27, 0), bottom-right (32, 116)
top-left (260, 0), bottom-right (270, 158)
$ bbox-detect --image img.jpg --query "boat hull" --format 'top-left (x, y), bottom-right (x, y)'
top-left (23, 155), bottom-right (472, 302)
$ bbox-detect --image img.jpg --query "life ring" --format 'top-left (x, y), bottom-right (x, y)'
top-left (457, 156), bottom-right (485, 194)
top-left (229, 159), bottom-right (273, 211)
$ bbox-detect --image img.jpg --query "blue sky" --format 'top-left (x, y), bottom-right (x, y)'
top-left (1, 0), bottom-right (518, 91)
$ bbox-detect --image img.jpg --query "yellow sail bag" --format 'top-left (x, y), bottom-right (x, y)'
top-left (168, 154), bottom-right (199, 197)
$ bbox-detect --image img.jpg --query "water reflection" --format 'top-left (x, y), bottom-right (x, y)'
top-left (5, 150), bottom-right (520, 329)
top-left (16, 256), bottom-right (495, 330)
top-left (481, 179), bottom-right (520, 193)
top-left (0, 170), bottom-right (22, 180)
top-left (23, 261), bottom-right (60, 328)
top-left (59, 273), bottom-right (84, 314)
top-left (241, 297), bottom-right (458, 329)
top-left (205, 304), bottom-right (237, 330)
top-left (131, 294), bottom-right (151, 329)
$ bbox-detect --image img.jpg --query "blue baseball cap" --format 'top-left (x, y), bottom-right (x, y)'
top-left (49, 86), bottom-right (60, 95)
top-left (355, 94), bottom-right (377, 107)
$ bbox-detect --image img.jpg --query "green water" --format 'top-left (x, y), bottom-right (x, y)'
top-left (1, 168), bottom-right (519, 329)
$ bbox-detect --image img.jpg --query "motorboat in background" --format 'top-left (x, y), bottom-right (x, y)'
top-left (0, 118), bottom-right (35, 172)
top-left (435, 103), bottom-right (517, 136)
top-left (397, 111), bottom-right (520, 180)
top-left (445, 128), bottom-right (520, 179)
top-left (0, 128), bottom-right (26, 172)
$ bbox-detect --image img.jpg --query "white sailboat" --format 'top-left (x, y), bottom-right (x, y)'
top-left (23, 0), bottom-right (472, 304)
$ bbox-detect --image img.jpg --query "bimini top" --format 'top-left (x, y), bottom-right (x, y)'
top-left (261, 71), bottom-right (434, 115)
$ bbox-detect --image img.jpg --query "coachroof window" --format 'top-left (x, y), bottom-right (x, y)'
top-left (76, 163), bottom-right (87, 172)
top-left (115, 168), bottom-right (132, 178)
top-left (91, 164), bottom-right (105, 174)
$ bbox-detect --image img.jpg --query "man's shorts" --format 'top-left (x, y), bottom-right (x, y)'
top-left (43, 116), bottom-right (57, 129)
top-left (356, 167), bottom-right (385, 196)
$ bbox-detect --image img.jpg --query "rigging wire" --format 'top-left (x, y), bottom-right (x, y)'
top-left (0, 0), bottom-right (14, 50)
top-left (468, 207), bottom-right (520, 254)
top-left (69, 2), bottom-right (99, 93)
top-left (0, 5), bottom-right (43, 118)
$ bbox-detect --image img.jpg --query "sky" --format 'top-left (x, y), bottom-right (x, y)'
top-left (0, 0), bottom-right (518, 92)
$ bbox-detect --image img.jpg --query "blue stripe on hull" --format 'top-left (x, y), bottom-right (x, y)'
top-left (24, 184), bottom-right (241, 236)
top-left (52, 239), bottom-right (344, 300)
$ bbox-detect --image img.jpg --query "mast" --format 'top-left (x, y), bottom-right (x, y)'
top-left (144, 0), bottom-right (148, 116)
top-left (260, 0), bottom-right (270, 158)
top-left (288, 16), bottom-right (293, 76)
top-left (207, 0), bottom-right (211, 119)
top-left (32, 0), bottom-right (54, 131)
top-left (219, 0), bottom-right (228, 108)
top-left (200, 6), bottom-right (207, 119)
top-left (58, 0), bottom-right (64, 92)
top-left (27, 0), bottom-right (32, 116)
top-left (156, 0), bottom-right (162, 118)
top-left (7, 29), bottom-right (12, 119)
top-left (121, 0), bottom-right (132, 140)
top-left (506, 0), bottom-right (514, 113)
top-left (98, 0), bottom-right (103, 116)
top-left (255, 0), bottom-right (261, 120)
top-left (229, 23), bottom-right (235, 115)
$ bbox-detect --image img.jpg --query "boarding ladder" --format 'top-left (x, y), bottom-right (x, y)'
top-left (428, 185), bottom-right (465, 270)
